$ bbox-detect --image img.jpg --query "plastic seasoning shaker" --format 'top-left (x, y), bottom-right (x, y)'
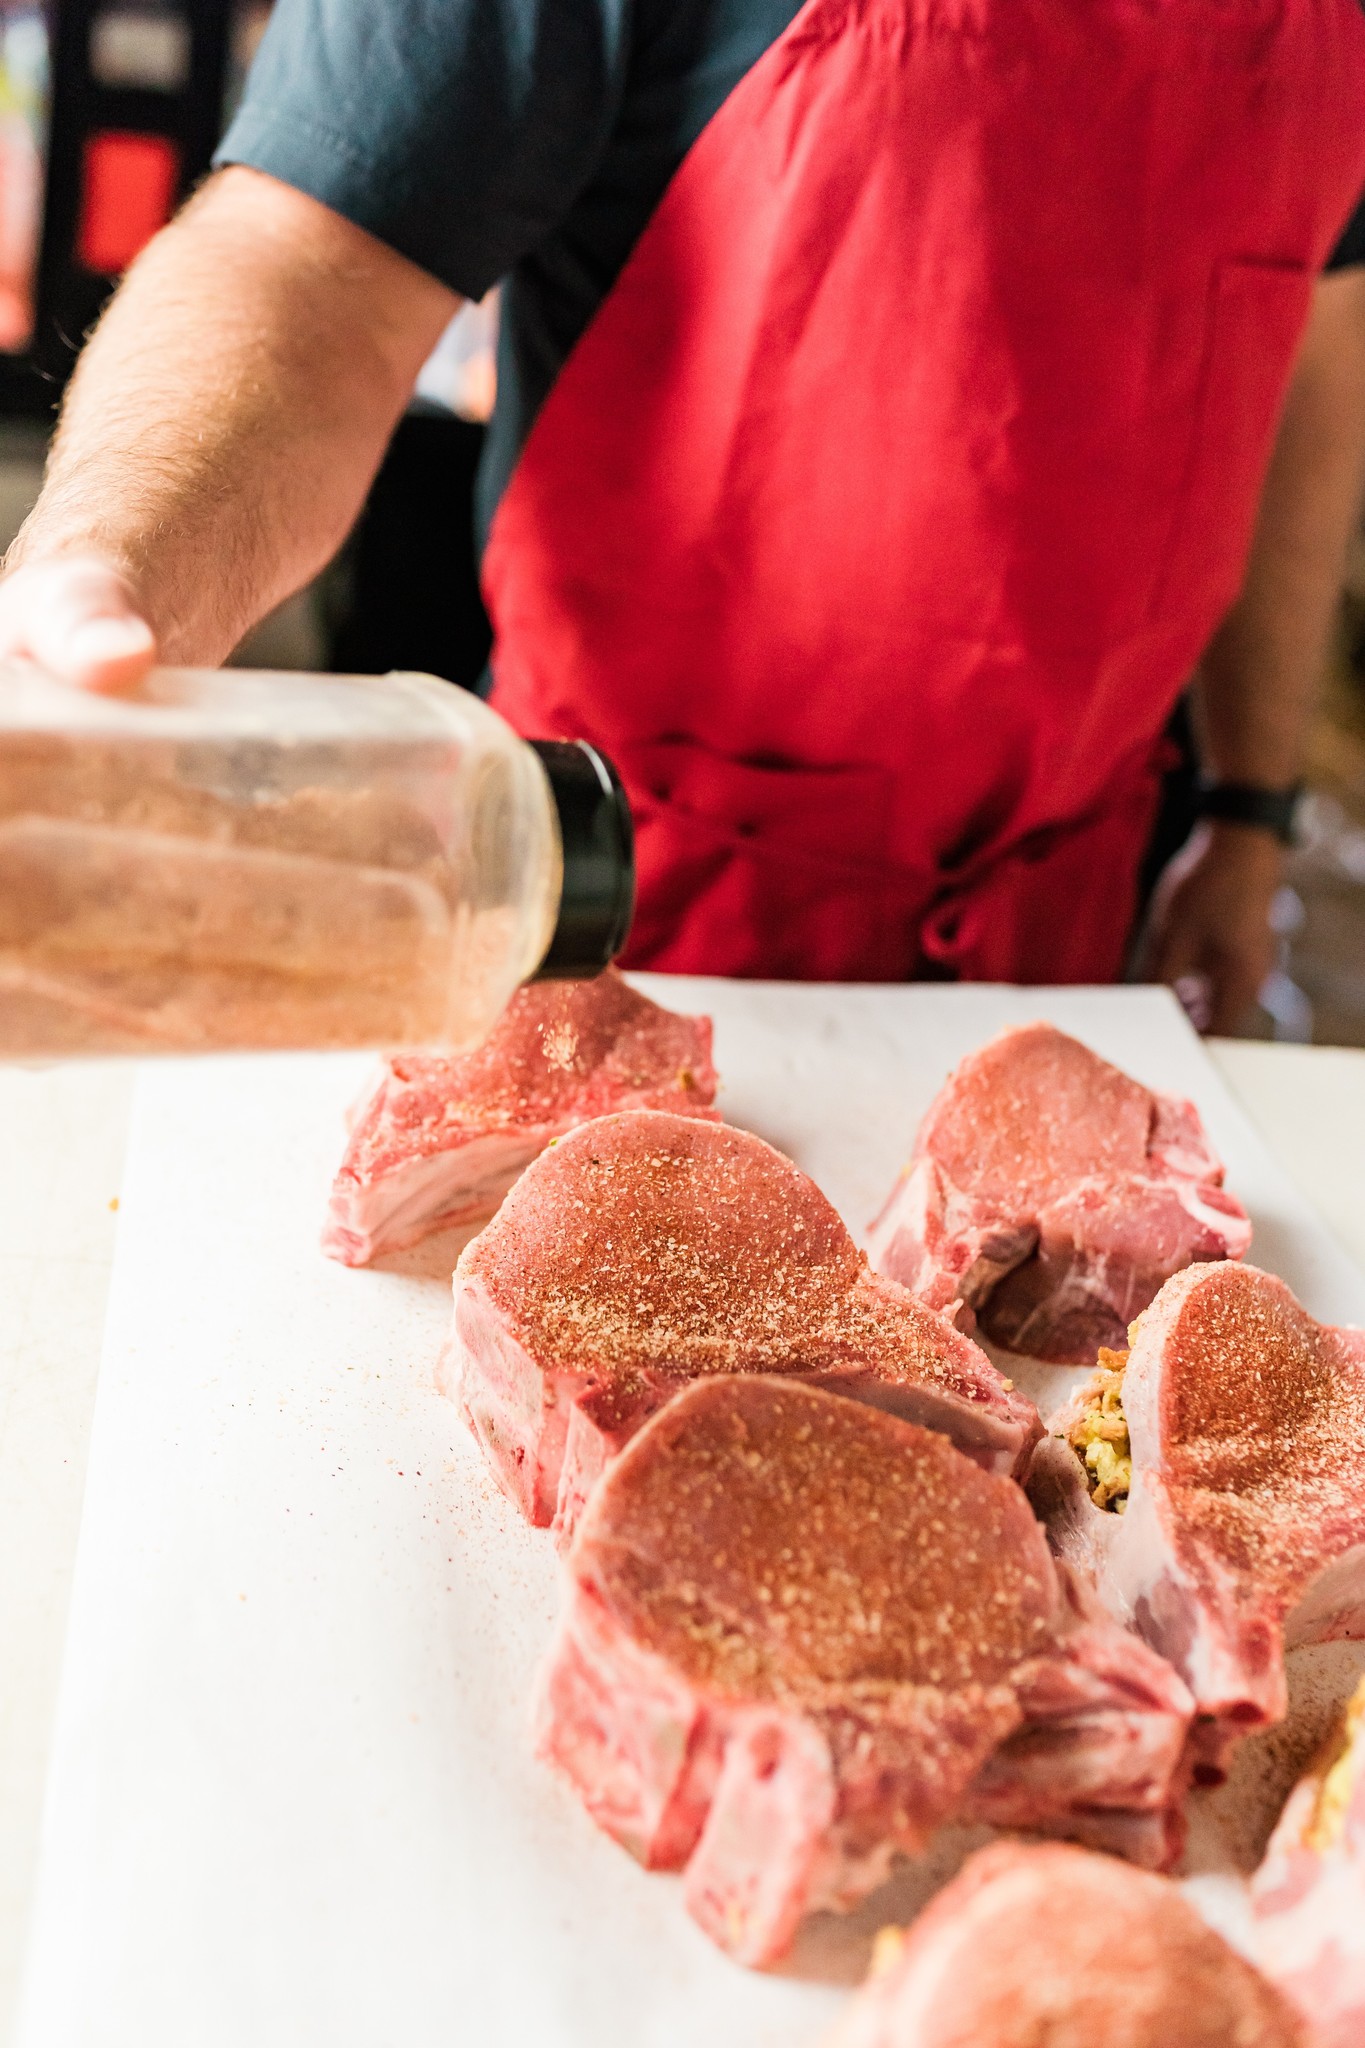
top-left (0, 663), bottom-right (635, 1056)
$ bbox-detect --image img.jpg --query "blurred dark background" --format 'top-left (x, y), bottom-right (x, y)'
top-left (0, 0), bottom-right (496, 690)
top-left (1, 0), bottom-right (1363, 1041)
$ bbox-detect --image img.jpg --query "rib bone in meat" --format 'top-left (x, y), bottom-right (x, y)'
top-left (867, 1023), bottom-right (1250, 1363)
top-left (447, 1108), bottom-right (1042, 1534)
top-left (535, 1376), bottom-right (1194, 1966)
top-left (1030, 1262), bottom-right (1365, 1780)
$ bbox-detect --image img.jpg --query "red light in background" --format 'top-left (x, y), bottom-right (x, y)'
top-left (76, 130), bottom-right (179, 275)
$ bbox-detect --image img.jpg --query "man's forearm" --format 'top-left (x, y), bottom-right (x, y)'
top-left (6, 167), bottom-right (458, 665)
top-left (1193, 266), bottom-right (1365, 788)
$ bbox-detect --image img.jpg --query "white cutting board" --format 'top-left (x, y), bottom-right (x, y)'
top-left (16, 980), bottom-right (1365, 2048)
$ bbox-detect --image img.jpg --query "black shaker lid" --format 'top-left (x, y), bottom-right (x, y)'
top-left (530, 739), bottom-right (636, 978)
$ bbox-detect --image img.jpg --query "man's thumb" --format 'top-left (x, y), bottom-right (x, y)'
top-left (1, 556), bottom-right (158, 693)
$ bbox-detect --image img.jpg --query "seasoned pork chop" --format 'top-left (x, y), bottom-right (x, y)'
top-left (833, 1840), bottom-right (1305, 2048)
top-left (536, 1378), bottom-right (1194, 1966)
top-left (1030, 1263), bottom-right (1365, 1780)
top-left (322, 970), bottom-right (716, 1264)
top-left (867, 1023), bottom-right (1250, 1362)
top-left (448, 1109), bottom-right (1041, 1534)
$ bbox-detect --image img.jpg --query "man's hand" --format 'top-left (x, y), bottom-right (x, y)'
top-left (1146, 822), bottom-right (1283, 1034)
top-left (0, 554), bottom-right (157, 691)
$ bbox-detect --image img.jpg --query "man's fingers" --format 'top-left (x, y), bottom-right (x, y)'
top-left (1156, 929), bottom-right (1264, 1035)
top-left (1171, 972), bottom-right (1215, 1034)
top-left (1144, 909), bottom-right (1203, 991)
top-left (0, 556), bottom-right (158, 691)
top-left (1148, 912), bottom-right (1232, 1035)
top-left (1145, 822), bottom-right (1282, 1036)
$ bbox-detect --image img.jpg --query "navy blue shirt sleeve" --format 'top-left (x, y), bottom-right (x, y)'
top-left (213, 0), bottom-right (632, 301)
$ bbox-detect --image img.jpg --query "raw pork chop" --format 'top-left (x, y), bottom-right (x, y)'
top-left (832, 1840), bottom-right (1305, 2048)
top-left (448, 1108), bottom-right (1042, 1534)
top-left (535, 1378), bottom-right (1195, 1967)
top-left (322, 969), bottom-right (717, 1264)
top-left (1252, 1676), bottom-right (1365, 2048)
top-left (1029, 1262), bottom-right (1365, 1781)
top-left (867, 1023), bottom-right (1251, 1362)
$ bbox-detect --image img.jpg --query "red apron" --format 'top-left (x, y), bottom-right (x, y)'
top-left (485, 0), bottom-right (1365, 983)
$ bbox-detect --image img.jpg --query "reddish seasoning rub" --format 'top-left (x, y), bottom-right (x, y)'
top-left (587, 1373), bottom-right (1058, 1701)
top-left (1157, 1266), bottom-right (1365, 1581)
top-left (1030, 1261), bottom-right (1365, 1784)
top-left (535, 1378), bottom-right (1195, 1967)
top-left (323, 971), bottom-right (717, 1264)
top-left (447, 1109), bottom-right (1042, 1534)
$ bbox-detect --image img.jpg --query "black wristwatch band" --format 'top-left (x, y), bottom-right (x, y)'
top-left (1196, 778), bottom-right (1303, 847)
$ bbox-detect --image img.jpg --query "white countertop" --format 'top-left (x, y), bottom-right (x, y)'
top-left (2, 1040), bottom-right (1363, 2046)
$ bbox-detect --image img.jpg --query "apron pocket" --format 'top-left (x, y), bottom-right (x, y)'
top-left (921, 755), bottom-right (1163, 985)
top-left (617, 738), bottom-right (915, 979)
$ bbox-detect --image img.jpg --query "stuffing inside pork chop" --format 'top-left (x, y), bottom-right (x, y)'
top-left (1067, 1347), bottom-right (1132, 1511)
top-left (1308, 1680), bottom-right (1365, 1852)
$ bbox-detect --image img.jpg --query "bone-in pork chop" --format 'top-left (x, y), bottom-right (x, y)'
top-left (1029, 1263), bottom-right (1365, 1781)
top-left (832, 1840), bottom-right (1305, 2048)
top-left (1251, 1675), bottom-right (1365, 2048)
top-left (536, 1378), bottom-right (1194, 1967)
top-left (448, 1109), bottom-right (1042, 1534)
top-left (322, 970), bottom-right (717, 1264)
top-left (867, 1023), bottom-right (1250, 1362)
